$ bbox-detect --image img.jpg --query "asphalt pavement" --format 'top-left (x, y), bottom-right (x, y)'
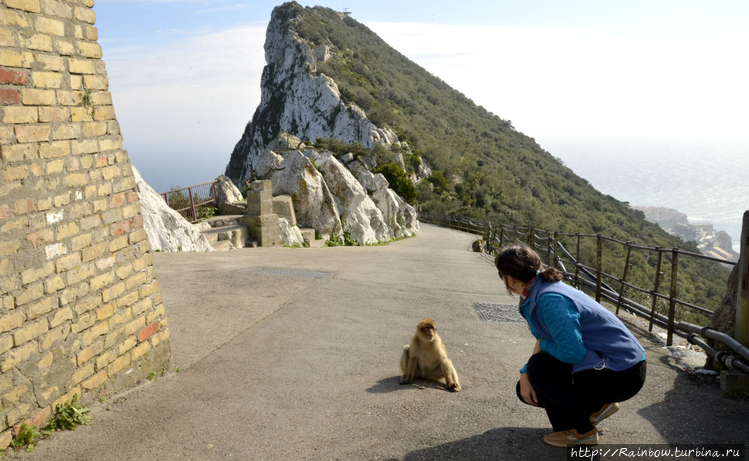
top-left (7, 223), bottom-right (749, 460)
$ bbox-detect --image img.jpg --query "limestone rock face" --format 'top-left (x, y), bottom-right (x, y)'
top-left (316, 152), bottom-right (392, 244)
top-left (225, 2), bottom-right (396, 184)
top-left (132, 166), bottom-right (214, 252)
top-left (215, 174), bottom-right (243, 204)
top-left (268, 150), bottom-right (343, 239)
top-left (279, 218), bottom-right (305, 247)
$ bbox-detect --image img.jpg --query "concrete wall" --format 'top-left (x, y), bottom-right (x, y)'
top-left (0, 0), bottom-right (172, 446)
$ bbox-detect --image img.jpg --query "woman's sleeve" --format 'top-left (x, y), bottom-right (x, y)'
top-left (537, 293), bottom-right (587, 364)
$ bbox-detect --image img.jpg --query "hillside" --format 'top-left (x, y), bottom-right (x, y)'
top-left (225, 2), bottom-right (730, 320)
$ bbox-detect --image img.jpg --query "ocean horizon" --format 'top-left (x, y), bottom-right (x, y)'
top-left (539, 135), bottom-right (748, 253)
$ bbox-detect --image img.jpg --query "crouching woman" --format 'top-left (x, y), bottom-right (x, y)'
top-left (495, 243), bottom-right (646, 447)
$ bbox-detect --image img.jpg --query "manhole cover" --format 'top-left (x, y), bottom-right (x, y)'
top-left (473, 302), bottom-right (525, 323)
top-left (255, 268), bottom-right (328, 279)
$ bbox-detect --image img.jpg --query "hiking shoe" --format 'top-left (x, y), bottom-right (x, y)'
top-left (543, 429), bottom-right (599, 447)
top-left (590, 402), bottom-right (620, 426)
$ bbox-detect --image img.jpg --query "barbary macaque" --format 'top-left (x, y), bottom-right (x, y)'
top-left (400, 318), bottom-right (461, 392)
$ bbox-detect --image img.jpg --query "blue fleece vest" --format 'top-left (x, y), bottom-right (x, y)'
top-left (527, 280), bottom-right (645, 373)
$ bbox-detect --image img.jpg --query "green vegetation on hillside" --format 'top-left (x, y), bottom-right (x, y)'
top-left (286, 3), bottom-right (731, 321)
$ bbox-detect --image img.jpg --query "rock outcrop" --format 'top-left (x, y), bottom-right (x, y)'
top-left (225, 2), bottom-right (397, 185)
top-left (133, 166), bottom-right (214, 252)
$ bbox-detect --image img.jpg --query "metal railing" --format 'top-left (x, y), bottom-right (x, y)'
top-left (161, 182), bottom-right (218, 223)
top-left (419, 212), bottom-right (737, 347)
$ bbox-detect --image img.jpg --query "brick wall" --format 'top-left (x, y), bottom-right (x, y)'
top-left (0, 0), bottom-right (172, 447)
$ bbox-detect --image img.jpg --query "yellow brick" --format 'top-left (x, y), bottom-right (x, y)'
top-left (132, 298), bottom-right (152, 317)
top-left (50, 306), bottom-right (73, 328)
top-left (0, 239), bottom-right (21, 256)
top-left (74, 6), bottom-right (96, 24)
top-left (71, 233), bottom-right (92, 252)
top-left (35, 54), bottom-right (65, 72)
top-left (40, 140), bottom-right (70, 159)
top-left (72, 293), bottom-right (99, 315)
top-left (52, 124), bottom-right (80, 140)
top-left (21, 88), bottom-right (56, 106)
top-left (32, 71), bottom-right (63, 88)
top-left (26, 297), bottom-right (56, 320)
top-left (82, 370), bottom-right (107, 390)
top-left (109, 235), bottom-right (128, 253)
top-left (55, 39), bottom-right (76, 56)
top-left (46, 159), bottom-right (64, 174)
top-left (0, 126), bottom-right (13, 144)
top-left (116, 290), bottom-right (138, 309)
top-left (107, 354), bottom-right (130, 375)
top-left (56, 221), bottom-right (80, 240)
top-left (96, 302), bottom-right (116, 322)
top-left (78, 340), bottom-right (102, 365)
top-left (0, 48), bottom-right (33, 67)
top-left (0, 8), bottom-right (30, 27)
top-left (125, 272), bottom-right (147, 291)
top-left (71, 139), bottom-right (98, 155)
top-left (15, 125), bottom-right (51, 144)
top-left (102, 282), bottom-right (125, 303)
top-left (77, 41), bottom-right (101, 58)
top-left (82, 321), bottom-right (108, 345)
top-left (131, 341), bottom-right (151, 360)
top-left (90, 272), bottom-right (112, 292)
top-left (1, 341), bottom-right (35, 372)
top-left (0, 27), bottom-right (13, 46)
top-left (109, 307), bottom-right (131, 329)
top-left (118, 336), bottom-right (136, 355)
top-left (55, 254), bottom-right (82, 276)
top-left (125, 316), bottom-right (146, 336)
top-left (2, 106), bottom-right (38, 124)
top-left (0, 334), bottom-right (14, 354)
top-left (20, 34), bottom-right (53, 52)
top-left (13, 318), bottom-right (49, 346)
top-left (70, 362), bottom-right (94, 385)
top-left (36, 17), bottom-right (65, 36)
top-left (44, 0), bottom-right (72, 19)
top-left (15, 281), bottom-right (44, 306)
top-left (0, 311), bottom-right (25, 334)
top-left (2, 165), bottom-right (27, 181)
top-left (81, 121), bottom-right (106, 137)
top-left (68, 58), bottom-right (95, 74)
top-left (21, 262), bottom-right (54, 285)
top-left (94, 106), bottom-right (116, 122)
top-left (5, 0), bottom-right (41, 13)
top-left (39, 106), bottom-right (69, 123)
top-left (1, 143), bottom-right (37, 161)
top-left (40, 325), bottom-right (67, 350)
top-left (72, 313), bottom-right (95, 335)
top-left (65, 172), bottom-right (88, 187)
top-left (95, 350), bottom-right (115, 370)
top-left (66, 264), bottom-right (94, 286)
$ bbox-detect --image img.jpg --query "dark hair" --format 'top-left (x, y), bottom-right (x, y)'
top-left (494, 243), bottom-right (563, 284)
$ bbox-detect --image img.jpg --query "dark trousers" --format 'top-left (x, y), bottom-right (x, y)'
top-left (516, 352), bottom-right (646, 433)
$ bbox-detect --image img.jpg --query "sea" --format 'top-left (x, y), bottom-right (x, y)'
top-left (538, 136), bottom-right (749, 253)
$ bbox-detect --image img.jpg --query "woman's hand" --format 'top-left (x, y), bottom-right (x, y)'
top-left (519, 373), bottom-right (538, 406)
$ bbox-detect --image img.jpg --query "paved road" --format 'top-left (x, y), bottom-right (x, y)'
top-left (8, 224), bottom-right (749, 460)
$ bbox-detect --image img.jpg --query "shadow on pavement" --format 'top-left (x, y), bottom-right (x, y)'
top-left (394, 427), bottom-right (565, 461)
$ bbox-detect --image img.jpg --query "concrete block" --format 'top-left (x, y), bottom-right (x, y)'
top-left (273, 195), bottom-right (296, 227)
top-left (721, 370), bottom-right (749, 396)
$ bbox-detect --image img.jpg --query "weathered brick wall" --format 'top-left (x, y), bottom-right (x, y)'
top-left (0, 0), bottom-right (172, 447)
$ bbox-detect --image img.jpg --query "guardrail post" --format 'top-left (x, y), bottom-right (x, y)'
top-left (667, 249), bottom-right (679, 346)
top-left (188, 187), bottom-right (197, 222)
top-left (649, 247), bottom-right (664, 332)
top-left (616, 244), bottom-right (633, 314)
top-left (596, 234), bottom-right (603, 303)
top-left (211, 182), bottom-right (218, 206)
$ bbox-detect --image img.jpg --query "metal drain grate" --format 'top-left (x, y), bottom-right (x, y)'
top-left (255, 268), bottom-right (328, 279)
top-left (473, 302), bottom-right (526, 323)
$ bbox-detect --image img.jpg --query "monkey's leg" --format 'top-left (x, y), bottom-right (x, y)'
top-left (399, 345), bottom-right (410, 384)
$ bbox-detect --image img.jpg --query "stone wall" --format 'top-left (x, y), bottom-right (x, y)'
top-left (0, 0), bottom-right (172, 447)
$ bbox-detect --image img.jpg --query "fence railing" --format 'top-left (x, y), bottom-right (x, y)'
top-left (419, 213), bottom-right (737, 346)
top-left (161, 182), bottom-right (218, 223)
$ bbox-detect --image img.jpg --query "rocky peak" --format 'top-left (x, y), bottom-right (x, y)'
top-left (225, 1), bottom-right (397, 184)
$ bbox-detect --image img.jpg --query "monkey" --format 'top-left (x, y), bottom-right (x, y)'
top-left (399, 318), bottom-right (461, 392)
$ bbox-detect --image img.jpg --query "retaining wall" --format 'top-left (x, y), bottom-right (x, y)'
top-left (0, 0), bottom-right (172, 447)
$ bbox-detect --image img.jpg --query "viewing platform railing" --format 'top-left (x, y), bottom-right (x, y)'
top-left (419, 212), bottom-right (737, 347)
top-left (160, 182), bottom-right (218, 223)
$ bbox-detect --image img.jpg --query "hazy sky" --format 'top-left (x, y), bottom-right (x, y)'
top-left (93, 0), bottom-right (749, 193)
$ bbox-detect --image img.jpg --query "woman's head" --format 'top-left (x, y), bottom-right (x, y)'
top-left (494, 243), bottom-right (563, 287)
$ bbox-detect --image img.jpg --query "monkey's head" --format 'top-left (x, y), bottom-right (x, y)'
top-left (417, 318), bottom-right (437, 342)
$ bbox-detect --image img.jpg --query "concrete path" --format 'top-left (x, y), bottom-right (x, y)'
top-left (7, 224), bottom-right (749, 460)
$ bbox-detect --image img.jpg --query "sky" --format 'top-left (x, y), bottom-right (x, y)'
top-left (93, 1), bottom-right (749, 204)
